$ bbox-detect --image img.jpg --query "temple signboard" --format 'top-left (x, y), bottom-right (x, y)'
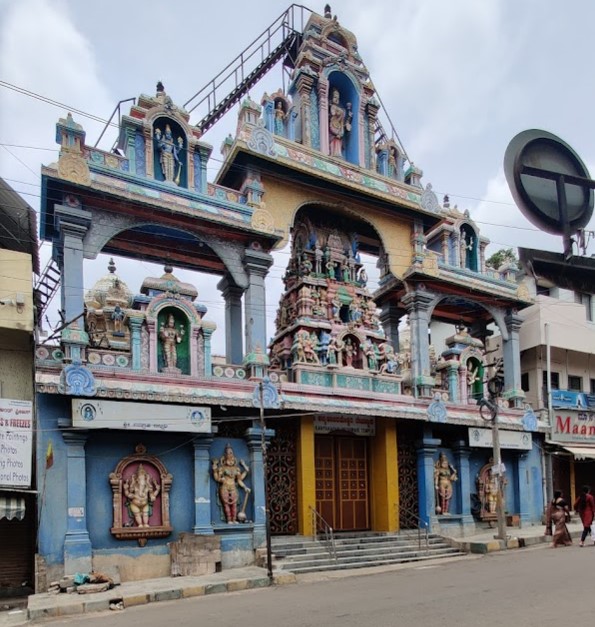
top-left (314, 416), bottom-right (375, 436)
top-left (72, 400), bottom-right (211, 433)
top-left (468, 427), bottom-right (532, 450)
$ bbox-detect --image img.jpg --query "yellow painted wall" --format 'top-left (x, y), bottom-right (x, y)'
top-left (297, 416), bottom-right (316, 536)
top-left (262, 176), bottom-right (413, 280)
top-left (0, 250), bottom-right (34, 333)
top-left (370, 418), bottom-right (399, 531)
top-left (0, 334), bottom-right (34, 401)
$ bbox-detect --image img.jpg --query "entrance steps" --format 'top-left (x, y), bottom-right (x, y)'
top-left (271, 531), bottom-right (466, 575)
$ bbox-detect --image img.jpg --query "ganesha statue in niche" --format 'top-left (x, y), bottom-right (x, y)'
top-left (109, 444), bottom-right (173, 546)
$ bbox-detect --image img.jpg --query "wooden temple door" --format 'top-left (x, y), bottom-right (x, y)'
top-left (315, 435), bottom-right (369, 531)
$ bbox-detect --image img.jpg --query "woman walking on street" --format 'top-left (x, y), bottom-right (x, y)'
top-left (546, 490), bottom-right (573, 548)
top-left (574, 485), bottom-right (595, 547)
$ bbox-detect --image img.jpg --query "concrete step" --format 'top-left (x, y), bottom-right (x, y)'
top-left (276, 549), bottom-right (466, 574)
top-left (273, 539), bottom-right (450, 558)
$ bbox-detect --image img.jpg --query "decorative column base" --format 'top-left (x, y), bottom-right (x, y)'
top-left (63, 531), bottom-right (92, 575)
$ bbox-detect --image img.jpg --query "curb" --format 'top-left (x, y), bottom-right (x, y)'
top-left (25, 572), bottom-right (297, 622)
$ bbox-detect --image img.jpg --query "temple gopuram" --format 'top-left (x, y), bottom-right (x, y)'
top-left (34, 5), bottom-right (544, 584)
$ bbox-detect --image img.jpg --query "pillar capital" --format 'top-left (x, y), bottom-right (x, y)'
top-left (401, 289), bottom-right (435, 313)
top-left (243, 247), bottom-right (274, 277)
top-left (504, 311), bottom-right (523, 333)
top-left (217, 275), bottom-right (244, 299)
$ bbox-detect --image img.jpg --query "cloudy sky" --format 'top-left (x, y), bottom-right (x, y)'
top-left (1, 0), bottom-right (594, 354)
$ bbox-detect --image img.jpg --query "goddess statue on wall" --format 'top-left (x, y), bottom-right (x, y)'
top-left (155, 124), bottom-right (183, 185)
top-left (328, 88), bottom-right (352, 157)
top-left (159, 314), bottom-right (185, 370)
top-left (212, 444), bottom-right (251, 523)
top-left (434, 452), bottom-right (458, 515)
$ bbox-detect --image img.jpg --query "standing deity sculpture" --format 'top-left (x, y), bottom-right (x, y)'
top-left (155, 124), bottom-right (183, 185)
top-left (274, 100), bottom-right (287, 136)
top-left (159, 314), bottom-right (185, 370)
top-left (328, 89), bottom-right (352, 157)
top-left (123, 464), bottom-right (161, 528)
top-left (212, 444), bottom-right (251, 523)
top-left (434, 452), bottom-right (458, 515)
top-left (343, 337), bottom-right (356, 368)
top-left (111, 304), bottom-right (126, 336)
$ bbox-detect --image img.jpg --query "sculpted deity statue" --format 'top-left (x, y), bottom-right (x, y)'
top-left (111, 304), bottom-right (126, 336)
top-left (123, 464), bottom-right (161, 528)
top-left (434, 452), bottom-right (458, 515)
top-left (274, 100), bottom-right (287, 136)
top-left (159, 314), bottom-right (185, 370)
top-left (343, 337), bottom-right (356, 368)
top-left (155, 124), bottom-right (183, 185)
top-left (212, 444), bottom-right (251, 523)
top-left (328, 88), bottom-right (352, 157)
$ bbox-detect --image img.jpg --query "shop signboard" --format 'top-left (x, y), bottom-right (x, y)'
top-left (468, 427), bottom-right (532, 450)
top-left (551, 409), bottom-right (595, 444)
top-left (0, 399), bottom-right (33, 488)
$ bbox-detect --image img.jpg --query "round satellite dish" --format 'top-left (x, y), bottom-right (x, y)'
top-left (504, 129), bottom-right (593, 234)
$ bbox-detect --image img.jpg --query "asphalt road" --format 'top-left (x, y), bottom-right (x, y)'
top-left (38, 545), bottom-right (593, 627)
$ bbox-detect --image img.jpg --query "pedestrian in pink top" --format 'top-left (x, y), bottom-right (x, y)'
top-left (574, 485), bottom-right (595, 546)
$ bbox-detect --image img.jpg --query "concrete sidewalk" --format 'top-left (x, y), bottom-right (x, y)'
top-left (447, 520), bottom-right (585, 553)
top-left (1, 522), bottom-right (588, 625)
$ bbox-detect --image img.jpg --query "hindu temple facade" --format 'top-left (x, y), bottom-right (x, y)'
top-left (34, 6), bottom-right (546, 584)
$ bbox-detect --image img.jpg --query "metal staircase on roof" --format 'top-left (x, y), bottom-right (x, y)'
top-left (34, 257), bottom-right (60, 318)
top-left (183, 4), bottom-right (311, 134)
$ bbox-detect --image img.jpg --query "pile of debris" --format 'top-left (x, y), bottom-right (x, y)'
top-left (47, 571), bottom-right (119, 595)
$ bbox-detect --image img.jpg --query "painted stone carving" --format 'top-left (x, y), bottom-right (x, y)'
top-left (58, 361), bottom-right (96, 396)
top-left (212, 444), bottom-right (251, 523)
top-left (109, 444), bottom-right (173, 546)
top-left (123, 463), bottom-right (161, 528)
top-left (159, 314), bottom-right (185, 371)
top-left (328, 88), bottom-right (352, 157)
top-left (476, 459), bottom-right (506, 522)
top-left (434, 452), bottom-right (457, 515)
top-left (154, 124), bottom-right (183, 185)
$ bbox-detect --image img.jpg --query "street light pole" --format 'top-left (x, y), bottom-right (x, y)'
top-left (258, 381), bottom-right (273, 582)
top-left (491, 412), bottom-right (508, 541)
top-left (480, 376), bottom-right (508, 542)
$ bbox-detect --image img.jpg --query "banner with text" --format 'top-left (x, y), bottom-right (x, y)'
top-left (72, 400), bottom-right (211, 433)
top-left (314, 416), bottom-right (375, 436)
top-left (551, 410), bottom-right (595, 444)
top-left (0, 399), bottom-right (33, 488)
top-left (468, 427), bottom-right (532, 450)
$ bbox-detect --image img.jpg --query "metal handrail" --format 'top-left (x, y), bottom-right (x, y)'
top-left (309, 506), bottom-right (337, 562)
top-left (397, 504), bottom-right (429, 552)
top-left (183, 4), bottom-right (312, 127)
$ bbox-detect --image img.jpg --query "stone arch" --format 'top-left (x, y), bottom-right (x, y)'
top-left (83, 210), bottom-right (249, 289)
top-left (427, 294), bottom-right (509, 342)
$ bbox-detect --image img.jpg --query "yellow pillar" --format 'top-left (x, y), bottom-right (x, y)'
top-left (297, 416), bottom-right (316, 536)
top-left (570, 459), bottom-right (576, 506)
top-left (370, 418), bottom-right (399, 532)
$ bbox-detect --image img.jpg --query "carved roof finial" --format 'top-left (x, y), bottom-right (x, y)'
top-left (156, 81), bottom-right (165, 94)
top-left (108, 257), bottom-right (116, 274)
top-left (443, 194), bottom-right (450, 209)
top-left (324, 4), bottom-right (332, 18)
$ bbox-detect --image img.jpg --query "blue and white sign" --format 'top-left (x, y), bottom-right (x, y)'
top-left (552, 390), bottom-right (595, 410)
top-left (72, 399), bottom-right (211, 432)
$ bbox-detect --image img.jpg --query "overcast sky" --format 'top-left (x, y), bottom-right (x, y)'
top-left (1, 0), bottom-right (594, 354)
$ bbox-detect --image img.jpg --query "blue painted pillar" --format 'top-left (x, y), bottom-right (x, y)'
top-left (202, 323), bottom-right (215, 377)
top-left (416, 437), bottom-right (441, 531)
top-left (453, 441), bottom-right (475, 529)
top-left (61, 430), bottom-right (92, 575)
top-left (245, 425), bottom-right (275, 548)
top-left (55, 205), bottom-right (91, 325)
top-left (193, 436), bottom-right (214, 535)
top-left (243, 248), bottom-right (273, 356)
top-left (129, 315), bottom-right (143, 371)
top-left (448, 365), bottom-right (459, 402)
top-left (217, 276), bottom-right (244, 365)
top-left (515, 452), bottom-right (531, 525)
top-left (503, 312), bottom-right (524, 408)
top-left (402, 290), bottom-right (435, 397)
